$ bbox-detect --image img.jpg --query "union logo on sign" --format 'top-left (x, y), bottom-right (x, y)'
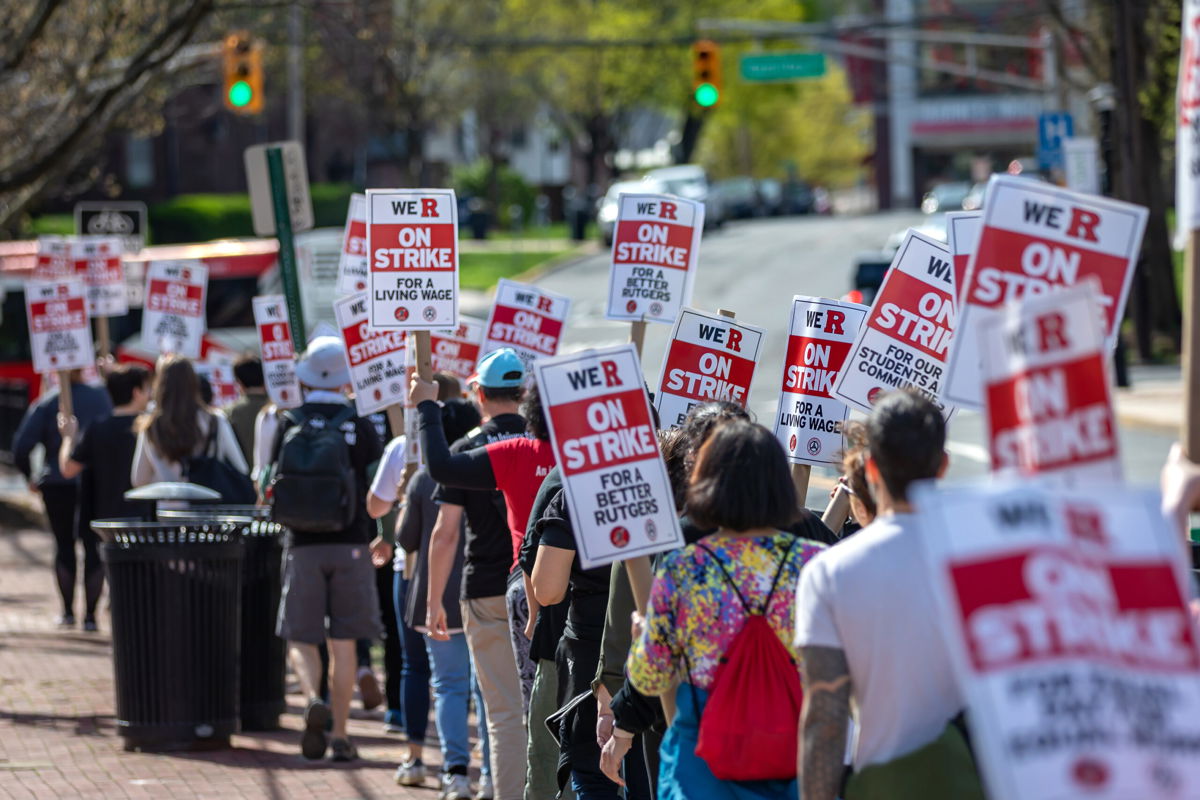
top-left (789, 434), bottom-right (798, 452)
top-left (807, 438), bottom-right (821, 456)
top-left (867, 386), bottom-right (885, 405)
top-left (625, 300), bottom-right (637, 314)
top-left (394, 307), bottom-right (409, 322)
top-left (610, 526), bottom-right (630, 548)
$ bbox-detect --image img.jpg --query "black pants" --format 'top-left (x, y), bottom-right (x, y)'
top-left (376, 561), bottom-right (402, 713)
top-left (40, 483), bottom-right (102, 618)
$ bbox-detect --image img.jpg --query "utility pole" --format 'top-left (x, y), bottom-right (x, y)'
top-left (287, 2), bottom-right (305, 145)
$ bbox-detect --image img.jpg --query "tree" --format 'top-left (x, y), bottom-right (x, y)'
top-left (694, 62), bottom-right (869, 186)
top-left (1043, 0), bottom-right (1182, 358)
top-left (0, 0), bottom-right (221, 234)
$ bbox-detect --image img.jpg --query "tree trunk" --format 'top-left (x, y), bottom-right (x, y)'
top-left (677, 110), bottom-right (705, 164)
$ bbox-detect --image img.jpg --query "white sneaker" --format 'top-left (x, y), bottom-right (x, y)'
top-left (439, 773), bottom-right (472, 800)
top-left (395, 759), bottom-right (427, 786)
top-left (474, 776), bottom-right (494, 800)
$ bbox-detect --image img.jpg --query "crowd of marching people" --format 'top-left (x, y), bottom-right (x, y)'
top-left (12, 333), bottom-right (1200, 800)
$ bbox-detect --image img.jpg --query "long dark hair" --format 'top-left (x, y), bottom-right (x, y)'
top-left (136, 356), bottom-right (204, 462)
top-left (520, 379), bottom-right (549, 441)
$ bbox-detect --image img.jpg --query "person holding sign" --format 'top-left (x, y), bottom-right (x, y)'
top-left (626, 421), bottom-right (826, 798)
top-left (12, 369), bottom-right (112, 629)
top-left (795, 391), bottom-right (972, 800)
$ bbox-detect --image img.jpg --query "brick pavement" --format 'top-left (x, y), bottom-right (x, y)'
top-left (0, 511), bottom-right (470, 800)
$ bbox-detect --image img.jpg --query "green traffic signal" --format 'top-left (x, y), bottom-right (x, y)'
top-left (694, 82), bottom-right (719, 107)
top-left (228, 80), bottom-right (253, 108)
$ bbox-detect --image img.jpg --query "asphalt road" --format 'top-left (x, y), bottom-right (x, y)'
top-left (511, 212), bottom-right (1176, 507)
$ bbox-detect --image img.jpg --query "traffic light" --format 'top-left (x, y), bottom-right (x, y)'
top-left (223, 31), bottom-right (263, 115)
top-left (692, 40), bottom-right (721, 108)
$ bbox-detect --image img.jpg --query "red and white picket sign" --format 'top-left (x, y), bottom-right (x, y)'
top-left (35, 236), bottom-right (127, 317)
top-left (832, 230), bottom-right (956, 418)
top-left (1176, 0), bottom-right (1200, 245)
top-left (403, 334), bottom-right (421, 466)
top-left (944, 176), bottom-right (1148, 409)
top-left (195, 359), bottom-right (239, 408)
top-left (774, 296), bottom-right (868, 466)
top-left (429, 317), bottom-right (485, 383)
top-left (980, 282), bottom-right (1120, 485)
top-left (252, 295), bottom-right (302, 409)
top-left (25, 279), bottom-right (94, 374)
top-left (606, 193), bottom-right (704, 325)
top-left (335, 290), bottom-right (408, 416)
top-left (366, 188), bottom-right (458, 330)
top-left (336, 193), bottom-right (368, 295)
top-left (533, 344), bottom-right (683, 570)
top-left (654, 308), bottom-right (765, 429)
top-left (945, 211), bottom-right (981, 307)
top-left (481, 278), bottom-right (571, 370)
top-left (913, 480), bottom-right (1200, 800)
top-left (142, 260), bottom-right (207, 359)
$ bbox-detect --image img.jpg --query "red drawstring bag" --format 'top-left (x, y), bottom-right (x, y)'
top-left (686, 539), bottom-right (803, 782)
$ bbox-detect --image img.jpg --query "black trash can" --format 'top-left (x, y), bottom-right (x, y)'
top-left (159, 506), bottom-right (287, 731)
top-left (92, 519), bottom-right (244, 752)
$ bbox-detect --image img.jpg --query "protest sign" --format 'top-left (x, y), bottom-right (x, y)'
top-left (774, 296), bottom-right (867, 466)
top-left (534, 344), bottom-right (683, 569)
top-left (832, 230), bottom-right (956, 418)
top-left (366, 188), bottom-right (458, 330)
top-left (605, 193), bottom-right (704, 325)
top-left (252, 295), bottom-right (303, 409)
top-left (25, 279), bottom-right (94, 374)
top-left (1176, 0), bottom-right (1200, 248)
top-left (403, 334), bottom-right (421, 466)
top-left (482, 279), bottom-right (571, 370)
top-left (33, 237), bottom-right (71, 280)
top-left (429, 317), bottom-right (484, 382)
top-left (336, 192), bottom-right (368, 295)
top-left (654, 308), bottom-right (765, 428)
top-left (334, 290), bottom-right (408, 416)
top-left (946, 211), bottom-right (981, 307)
top-left (195, 359), bottom-right (239, 408)
top-left (142, 260), bottom-right (207, 359)
top-left (74, 236), bottom-right (126, 317)
top-left (980, 282), bottom-right (1120, 484)
top-left (944, 176), bottom-right (1148, 409)
top-left (913, 480), bottom-right (1200, 800)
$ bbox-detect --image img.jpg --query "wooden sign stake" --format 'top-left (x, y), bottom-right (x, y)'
top-left (629, 317), bottom-right (647, 359)
top-left (57, 371), bottom-right (73, 419)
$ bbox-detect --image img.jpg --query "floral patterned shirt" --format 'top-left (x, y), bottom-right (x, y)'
top-left (626, 532), bottom-right (826, 696)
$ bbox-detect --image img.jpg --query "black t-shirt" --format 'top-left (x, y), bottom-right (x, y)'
top-left (71, 414), bottom-right (149, 521)
top-left (433, 413), bottom-right (526, 600)
top-left (678, 508), bottom-right (838, 547)
top-left (534, 488), bottom-right (611, 642)
top-left (271, 402), bottom-right (383, 546)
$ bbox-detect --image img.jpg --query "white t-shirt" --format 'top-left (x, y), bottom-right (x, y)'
top-left (794, 513), bottom-right (963, 770)
top-left (370, 436), bottom-right (408, 573)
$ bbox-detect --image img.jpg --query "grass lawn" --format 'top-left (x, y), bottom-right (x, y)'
top-left (459, 249), bottom-right (575, 290)
top-left (461, 221), bottom-right (597, 241)
top-left (28, 213), bottom-right (74, 235)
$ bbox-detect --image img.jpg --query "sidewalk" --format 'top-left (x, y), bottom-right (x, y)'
top-left (0, 502), bottom-right (463, 799)
top-left (1113, 363), bottom-right (1184, 434)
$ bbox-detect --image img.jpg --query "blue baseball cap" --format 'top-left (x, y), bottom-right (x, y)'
top-left (470, 348), bottom-right (525, 388)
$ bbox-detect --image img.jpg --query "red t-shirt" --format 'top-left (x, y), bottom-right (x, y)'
top-left (485, 437), bottom-right (557, 566)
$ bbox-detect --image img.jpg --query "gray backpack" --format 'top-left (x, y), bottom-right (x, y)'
top-left (269, 407), bottom-right (357, 532)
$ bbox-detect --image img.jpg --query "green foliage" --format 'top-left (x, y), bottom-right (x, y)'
top-left (27, 214), bottom-right (74, 236)
top-left (450, 160), bottom-right (536, 228)
top-left (694, 61), bottom-right (869, 187)
top-left (146, 183), bottom-right (356, 243)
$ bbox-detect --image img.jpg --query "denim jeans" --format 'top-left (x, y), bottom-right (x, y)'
top-left (393, 575), bottom-right (431, 743)
top-left (424, 632), bottom-right (473, 771)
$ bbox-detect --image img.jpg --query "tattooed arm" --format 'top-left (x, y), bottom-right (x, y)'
top-left (799, 645), bottom-right (851, 800)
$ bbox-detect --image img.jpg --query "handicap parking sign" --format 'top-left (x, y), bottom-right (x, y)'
top-left (1037, 111), bottom-right (1075, 172)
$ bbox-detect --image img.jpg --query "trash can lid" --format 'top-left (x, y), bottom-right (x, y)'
top-left (124, 482), bottom-right (222, 502)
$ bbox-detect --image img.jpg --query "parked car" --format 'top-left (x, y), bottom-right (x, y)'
top-left (847, 216), bottom-right (949, 306)
top-left (779, 180), bottom-right (816, 215)
top-left (644, 164), bottom-right (727, 228)
top-left (712, 177), bottom-right (763, 219)
top-left (596, 178), bottom-right (665, 245)
top-left (920, 181), bottom-right (972, 214)
top-left (757, 178), bottom-right (784, 215)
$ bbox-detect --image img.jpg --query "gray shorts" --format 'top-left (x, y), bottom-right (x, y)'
top-left (276, 543), bottom-right (382, 644)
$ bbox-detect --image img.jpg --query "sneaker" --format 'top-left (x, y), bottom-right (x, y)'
top-left (474, 776), bottom-right (494, 800)
top-left (82, 618), bottom-right (98, 633)
top-left (383, 709), bottom-right (405, 735)
top-left (55, 614), bottom-right (75, 628)
top-left (301, 698), bottom-right (331, 760)
top-left (357, 666), bottom-right (383, 711)
top-left (329, 737), bottom-right (357, 762)
top-left (394, 759), bottom-right (426, 786)
top-left (439, 773), bottom-right (472, 800)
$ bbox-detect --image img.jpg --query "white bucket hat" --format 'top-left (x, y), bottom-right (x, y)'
top-left (294, 335), bottom-right (350, 389)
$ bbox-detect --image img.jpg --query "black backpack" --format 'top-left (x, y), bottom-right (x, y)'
top-left (269, 406), bottom-right (357, 533)
top-left (183, 416), bottom-right (257, 504)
